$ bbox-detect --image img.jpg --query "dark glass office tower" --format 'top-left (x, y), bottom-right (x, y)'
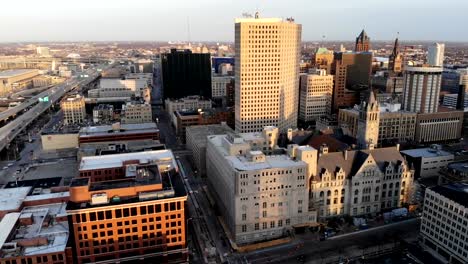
top-left (161, 49), bottom-right (211, 100)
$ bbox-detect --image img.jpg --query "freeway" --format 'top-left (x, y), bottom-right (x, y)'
top-left (0, 65), bottom-right (110, 152)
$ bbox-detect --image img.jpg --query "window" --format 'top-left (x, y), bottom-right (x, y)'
top-left (262, 211), bottom-right (267, 218)
top-left (255, 223), bottom-right (259, 230)
top-left (270, 221), bottom-right (275, 228)
top-left (263, 202), bottom-right (267, 208)
top-left (278, 220), bottom-right (283, 227)
top-left (286, 219), bottom-right (290, 225)
top-left (263, 222), bottom-right (267, 229)
top-left (242, 214), bottom-right (247, 221)
top-left (242, 225), bottom-right (247, 232)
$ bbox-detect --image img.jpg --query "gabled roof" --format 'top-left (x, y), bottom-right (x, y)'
top-left (316, 147), bottom-right (405, 180)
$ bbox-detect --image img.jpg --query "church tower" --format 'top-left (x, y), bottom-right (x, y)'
top-left (357, 90), bottom-right (380, 149)
top-left (355, 29), bottom-right (370, 52)
top-left (388, 37), bottom-right (403, 73)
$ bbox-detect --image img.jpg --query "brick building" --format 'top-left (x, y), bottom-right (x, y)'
top-left (67, 150), bottom-right (188, 264)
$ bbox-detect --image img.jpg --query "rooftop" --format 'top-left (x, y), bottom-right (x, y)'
top-left (316, 146), bottom-right (405, 180)
top-left (79, 122), bottom-right (158, 138)
top-left (0, 187), bottom-right (31, 212)
top-left (235, 17), bottom-right (284, 23)
top-left (447, 162), bottom-right (468, 174)
top-left (430, 183), bottom-right (468, 208)
top-left (0, 69), bottom-right (38, 79)
top-left (208, 134), bottom-right (305, 171)
top-left (401, 147), bottom-right (452, 158)
top-left (186, 124), bottom-right (234, 144)
top-left (79, 149), bottom-right (176, 171)
top-left (0, 203), bottom-right (69, 258)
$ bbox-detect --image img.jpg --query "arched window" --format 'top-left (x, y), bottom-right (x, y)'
top-left (383, 184), bottom-right (387, 189)
top-left (375, 186), bottom-right (379, 193)
top-left (402, 181), bottom-right (406, 187)
top-left (341, 189), bottom-right (345, 195)
top-left (389, 183), bottom-right (393, 189)
top-left (334, 190), bottom-right (339, 196)
top-left (354, 189), bottom-right (359, 196)
top-left (327, 190), bottom-right (331, 196)
top-left (395, 182), bottom-right (400, 188)
top-left (319, 191), bottom-right (324, 198)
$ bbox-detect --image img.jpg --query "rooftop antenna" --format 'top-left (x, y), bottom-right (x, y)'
top-left (186, 16), bottom-right (191, 47)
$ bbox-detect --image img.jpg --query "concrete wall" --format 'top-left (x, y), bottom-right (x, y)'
top-left (41, 133), bottom-right (79, 151)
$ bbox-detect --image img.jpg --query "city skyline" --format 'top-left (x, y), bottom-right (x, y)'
top-left (2, 0), bottom-right (468, 42)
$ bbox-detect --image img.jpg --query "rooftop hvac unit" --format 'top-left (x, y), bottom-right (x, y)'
top-left (125, 165), bottom-right (137, 177)
top-left (91, 193), bottom-right (108, 205)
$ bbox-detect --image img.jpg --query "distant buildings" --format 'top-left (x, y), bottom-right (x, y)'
top-left (211, 75), bottom-right (234, 98)
top-left (61, 94), bottom-right (86, 125)
top-left (312, 48), bottom-right (334, 74)
top-left (67, 150), bottom-right (188, 264)
top-left (355, 30), bottom-right (370, 52)
top-left (185, 124), bottom-right (234, 177)
top-left (427, 43), bottom-right (445, 67)
top-left (420, 184), bottom-right (468, 264)
top-left (121, 102), bottom-right (153, 124)
top-left (36, 46), bottom-right (50, 57)
top-left (0, 69), bottom-right (39, 96)
top-left (206, 127), bottom-right (316, 244)
top-left (88, 74), bottom-right (152, 102)
top-left (402, 66), bottom-right (443, 113)
top-left (173, 108), bottom-right (234, 141)
top-left (331, 52), bottom-right (373, 111)
top-left (299, 69), bottom-right (333, 123)
top-left (415, 108), bottom-right (463, 143)
top-left (92, 104), bottom-right (114, 124)
top-left (234, 16), bottom-right (301, 132)
top-left (401, 147), bottom-right (454, 179)
top-left (164, 96), bottom-right (212, 115)
top-left (78, 123), bottom-right (161, 159)
top-left (388, 38), bottom-right (403, 73)
top-left (443, 94), bottom-right (468, 109)
top-left (212, 57), bottom-right (234, 75)
top-left (338, 102), bottom-right (417, 145)
top-left (161, 49), bottom-right (211, 100)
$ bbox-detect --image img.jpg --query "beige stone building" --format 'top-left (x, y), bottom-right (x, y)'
top-left (311, 145), bottom-right (414, 219)
top-left (299, 69), bottom-right (333, 122)
top-left (61, 94), bottom-right (86, 125)
top-left (338, 102), bottom-right (417, 144)
top-left (206, 127), bottom-right (317, 244)
top-left (356, 91), bottom-right (380, 149)
top-left (235, 15), bottom-right (301, 132)
top-left (121, 102), bottom-right (153, 124)
top-left (0, 69), bottom-right (39, 96)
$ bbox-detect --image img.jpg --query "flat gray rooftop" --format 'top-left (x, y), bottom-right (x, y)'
top-left (0, 69), bottom-right (38, 78)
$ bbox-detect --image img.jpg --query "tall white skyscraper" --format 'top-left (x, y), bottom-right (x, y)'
top-left (234, 15), bottom-right (301, 132)
top-left (402, 66), bottom-right (442, 113)
top-left (427, 43), bottom-right (445, 67)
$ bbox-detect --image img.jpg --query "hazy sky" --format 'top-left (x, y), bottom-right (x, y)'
top-left (2, 0), bottom-right (468, 42)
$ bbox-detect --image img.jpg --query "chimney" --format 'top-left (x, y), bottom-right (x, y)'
top-left (343, 150), bottom-right (348, 160)
top-left (319, 144), bottom-right (329, 155)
